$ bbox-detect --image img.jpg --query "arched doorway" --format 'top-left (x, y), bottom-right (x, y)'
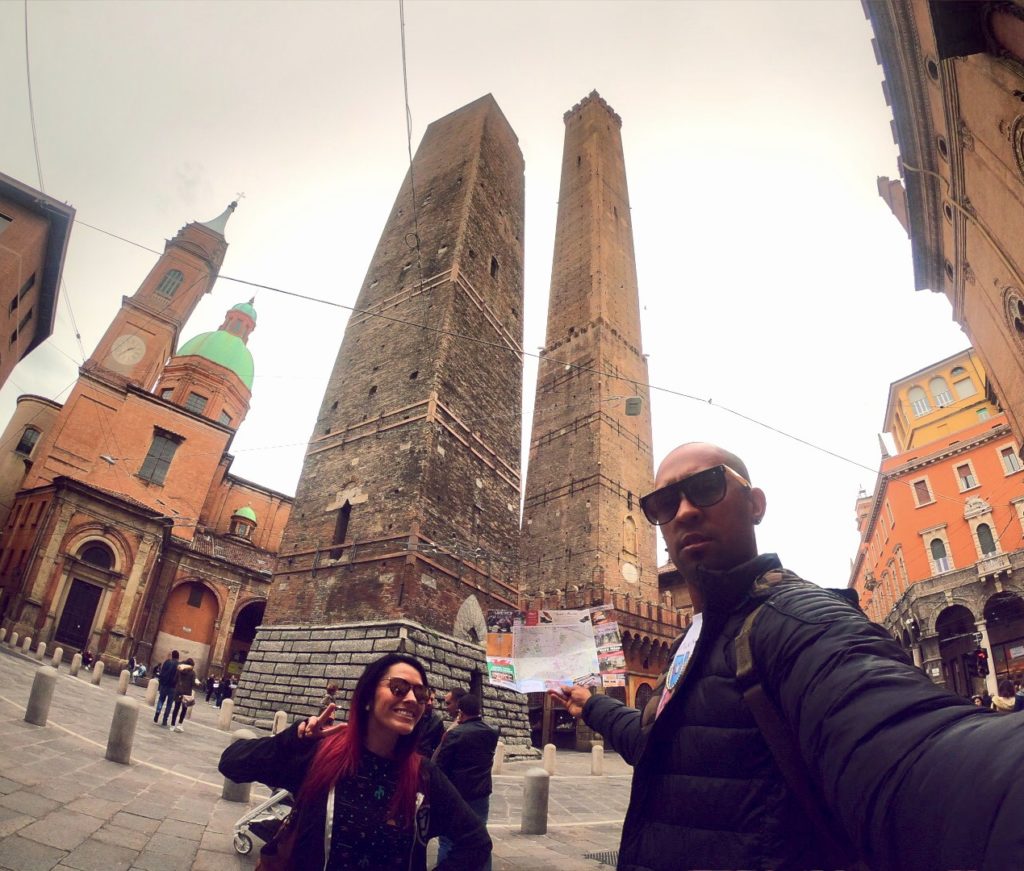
top-left (635, 682), bottom-right (654, 712)
top-left (935, 604), bottom-right (978, 698)
top-left (226, 599), bottom-right (265, 678)
top-left (155, 580), bottom-right (219, 677)
top-left (54, 541), bottom-right (118, 653)
top-left (983, 592), bottom-right (1024, 684)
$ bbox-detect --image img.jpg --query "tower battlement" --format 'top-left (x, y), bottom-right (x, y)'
top-left (563, 90), bottom-right (622, 127)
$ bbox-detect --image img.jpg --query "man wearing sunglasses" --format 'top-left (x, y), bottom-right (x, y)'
top-left (552, 441), bottom-right (1024, 870)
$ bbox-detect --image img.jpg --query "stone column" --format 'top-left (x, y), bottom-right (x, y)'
top-left (911, 645), bottom-right (923, 669)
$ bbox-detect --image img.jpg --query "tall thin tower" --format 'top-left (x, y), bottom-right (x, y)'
top-left (521, 91), bottom-right (657, 601)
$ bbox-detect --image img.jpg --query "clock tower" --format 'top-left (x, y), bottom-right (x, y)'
top-left (83, 202), bottom-right (236, 390)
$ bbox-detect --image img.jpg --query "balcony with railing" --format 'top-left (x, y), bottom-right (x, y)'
top-left (977, 552), bottom-right (1011, 581)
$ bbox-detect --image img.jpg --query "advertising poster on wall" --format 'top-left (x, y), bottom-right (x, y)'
top-left (486, 609), bottom-right (523, 660)
top-left (485, 657), bottom-right (518, 689)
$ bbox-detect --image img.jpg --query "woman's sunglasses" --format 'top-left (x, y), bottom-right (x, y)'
top-left (639, 464), bottom-right (750, 526)
top-left (380, 677), bottom-right (432, 704)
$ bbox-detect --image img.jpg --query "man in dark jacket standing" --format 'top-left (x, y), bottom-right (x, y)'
top-left (154, 649), bottom-right (179, 727)
top-left (434, 693), bottom-right (498, 870)
top-left (553, 442), bottom-right (1024, 871)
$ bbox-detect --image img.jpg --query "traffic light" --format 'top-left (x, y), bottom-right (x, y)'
top-left (966, 655), bottom-right (979, 678)
top-left (975, 648), bottom-right (990, 678)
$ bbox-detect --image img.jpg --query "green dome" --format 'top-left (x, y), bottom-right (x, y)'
top-left (232, 506), bottom-right (257, 522)
top-left (232, 301), bottom-right (257, 322)
top-left (175, 331), bottom-right (254, 389)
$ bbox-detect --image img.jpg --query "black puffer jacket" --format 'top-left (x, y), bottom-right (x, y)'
top-left (585, 553), bottom-right (1024, 871)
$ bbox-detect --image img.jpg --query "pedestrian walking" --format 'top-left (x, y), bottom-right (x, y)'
top-left (204, 675), bottom-right (215, 702)
top-left (434, 693), bottom-right (498, 870)
top-left (219, 652), bottom-right (490, 870)
top-left (170, 657), bottom-right (196, 732)
top-left (153, 650), bottom-right (179, 727)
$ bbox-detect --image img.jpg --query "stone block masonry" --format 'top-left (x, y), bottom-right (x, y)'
top-left (233, 618), bottom-right (534, 754)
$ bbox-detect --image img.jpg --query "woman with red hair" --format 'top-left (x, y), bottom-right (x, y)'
top-left (219, 652), bottom-right (491, 869)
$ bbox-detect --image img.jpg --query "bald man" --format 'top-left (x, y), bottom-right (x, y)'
top-left (552, 442), bottom-right (1024, 870)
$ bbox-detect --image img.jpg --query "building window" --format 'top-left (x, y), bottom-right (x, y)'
top-left (138, 432), bottom-right (181, 485)
top-left (186, 584), bottom-right (204, 607)
top-left (218, 410), bottom-right (232, 425)
top-left (912, 478), bottom-right (933, 506)
top-left (184, 392), bottom-right (208, 414)
top-left (908, 386), bottom-right (930, 417)
top-left (18, 274), bottom-right (35, 301)
top-left (330, 501), bottom-right (352, 559)
top-left (490, 256), bottom-right (499, 278)
top-left (978, 408), bottom-right (990, 421)
top-left (14, 427), bottom-right (40, 455)
top-left (1000, 446), bottom-right (1022, 474)
top-left (160, 388), bottom-right (174, 401)
top-left (930, 538), bottom-right (950, 573)
top-left (929, 377), bottom-right (953, 407)
top-left (0, 213), bottom-right (10, 236)
top-left (977, 523), bottom-right (997, 556)
top-left (885, 501), bottom-right (895, 528)
top-left (955, 462), bottom-right (978, 491)
top-left (953, 377), bottom-right (976, 399)
top-left (155, 269), bottom-right (184, 299)
top-left (17, 308), bottom-right (33, 332)
top-left (79, 542), bottom-right (114, 570)
top-left (230, 518), bottom-right (252, 538)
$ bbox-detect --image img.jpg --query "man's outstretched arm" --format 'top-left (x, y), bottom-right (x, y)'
top-left (549, 686), bottom-right (647, 765)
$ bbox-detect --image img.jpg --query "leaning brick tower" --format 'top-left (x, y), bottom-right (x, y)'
top-left (235, 95), bottom-right (531, 746)
top-left (521, 91), bottom-right (658, 602)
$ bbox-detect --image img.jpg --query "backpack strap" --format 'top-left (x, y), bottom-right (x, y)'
top-left (734, 605), bottom-right (864, 871)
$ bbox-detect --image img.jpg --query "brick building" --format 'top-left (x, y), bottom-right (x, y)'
top-left (236, 95), bottom-right (533, 746)
top-left (0, 172), bottom-right (75, 390)
top-left (521, 92), bottom-right (686, 720)
top-left (0, 204), bottom-right (292, 679)
top-left (850, 348), bottom-right (1024, 699)
top-left (867, 0), bottom-right (1024, 446)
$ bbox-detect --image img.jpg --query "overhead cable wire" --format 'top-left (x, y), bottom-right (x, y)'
top-left (397, 0), bottom-right (427, 300)
top-left (22, 0), bottom-right (87, 362)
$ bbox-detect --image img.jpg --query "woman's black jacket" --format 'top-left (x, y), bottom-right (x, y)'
top-left (219, 721), bottom-right (491, 870)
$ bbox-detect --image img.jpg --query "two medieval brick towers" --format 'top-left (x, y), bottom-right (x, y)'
top-left (236, 93), bottom-right (657, 747)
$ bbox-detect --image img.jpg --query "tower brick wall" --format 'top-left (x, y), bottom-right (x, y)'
top-left (521, 92), bottom-right (658, 601)
top-left (261, 94), bottom-right (525, 635)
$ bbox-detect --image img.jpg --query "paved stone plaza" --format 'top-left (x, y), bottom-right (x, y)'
top-left (0, 646), bottom-right (629, 870)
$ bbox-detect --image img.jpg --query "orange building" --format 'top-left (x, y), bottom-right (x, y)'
top-left (0, 173), bottom-right (74, 390)
top-left (850, 348), bottom-right (1024, 699)
top-left (0, 204), bottom-right (291, 678)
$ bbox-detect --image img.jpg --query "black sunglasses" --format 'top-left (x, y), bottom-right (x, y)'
top-left (380, 676), bottom-right (431, 704)
top-left (639, 464), bottom-right (750, 526)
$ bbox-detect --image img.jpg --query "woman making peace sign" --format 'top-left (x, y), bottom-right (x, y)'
top-left (219, 653), bottom-right (491, 870)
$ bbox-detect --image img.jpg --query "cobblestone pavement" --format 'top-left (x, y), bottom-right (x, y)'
top-left (0, 645), bottom-right (630, 870)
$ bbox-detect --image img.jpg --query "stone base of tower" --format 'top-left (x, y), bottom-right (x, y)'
top-left (234, 618), bottom-right (537, 757)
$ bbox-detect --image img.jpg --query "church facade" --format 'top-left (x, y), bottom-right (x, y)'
top-left (0, 205), bottom-right (292, 679)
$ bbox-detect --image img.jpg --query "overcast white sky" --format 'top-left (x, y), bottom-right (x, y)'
top-left (0, 0), bottom-right (968, 587)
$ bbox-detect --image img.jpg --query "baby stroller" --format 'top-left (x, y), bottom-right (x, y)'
top-left (232, 787), bottom-right (293, 855)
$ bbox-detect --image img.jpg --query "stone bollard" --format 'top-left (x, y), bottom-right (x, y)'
top-left (118, 669), bottom-right (130, 695)
top-left (35, 641), bottom-right (47, 661)
top-left (222, 729), bottom-right (258, 801)
top-left (70, 652), bottom-right (82, 676)
top-left (145, 678), bottom-right (158, 706)
top-left (0, 627), bottom-right (6, 644)
top-left (10, 632), bottom-right (19, 649)
top-left (105, 697), bottom-right (139, 765)
top-left (24, 666), bottom-right (58, 726)
top-left (492, 740), bottom-right (506, 775)
top-left (520, 767), bottom-right (551, 835)
top-left (217, 698), bottom-right (235, 731)
top-left (272, 710), bottom-right (288, 735)
top-left (590, 743), bottom-right (604, 776)
top-left (21, 635), bottom-right (32, 653)
top-left (542, 742), bottom-right (557, 776)
top-left (50, 647), bottom-right (63, 669)
top-left (91, 660), bottom-right (105, 686)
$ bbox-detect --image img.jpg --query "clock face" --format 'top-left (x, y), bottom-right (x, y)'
top-left (110, 333), bottom-right (147, 365)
